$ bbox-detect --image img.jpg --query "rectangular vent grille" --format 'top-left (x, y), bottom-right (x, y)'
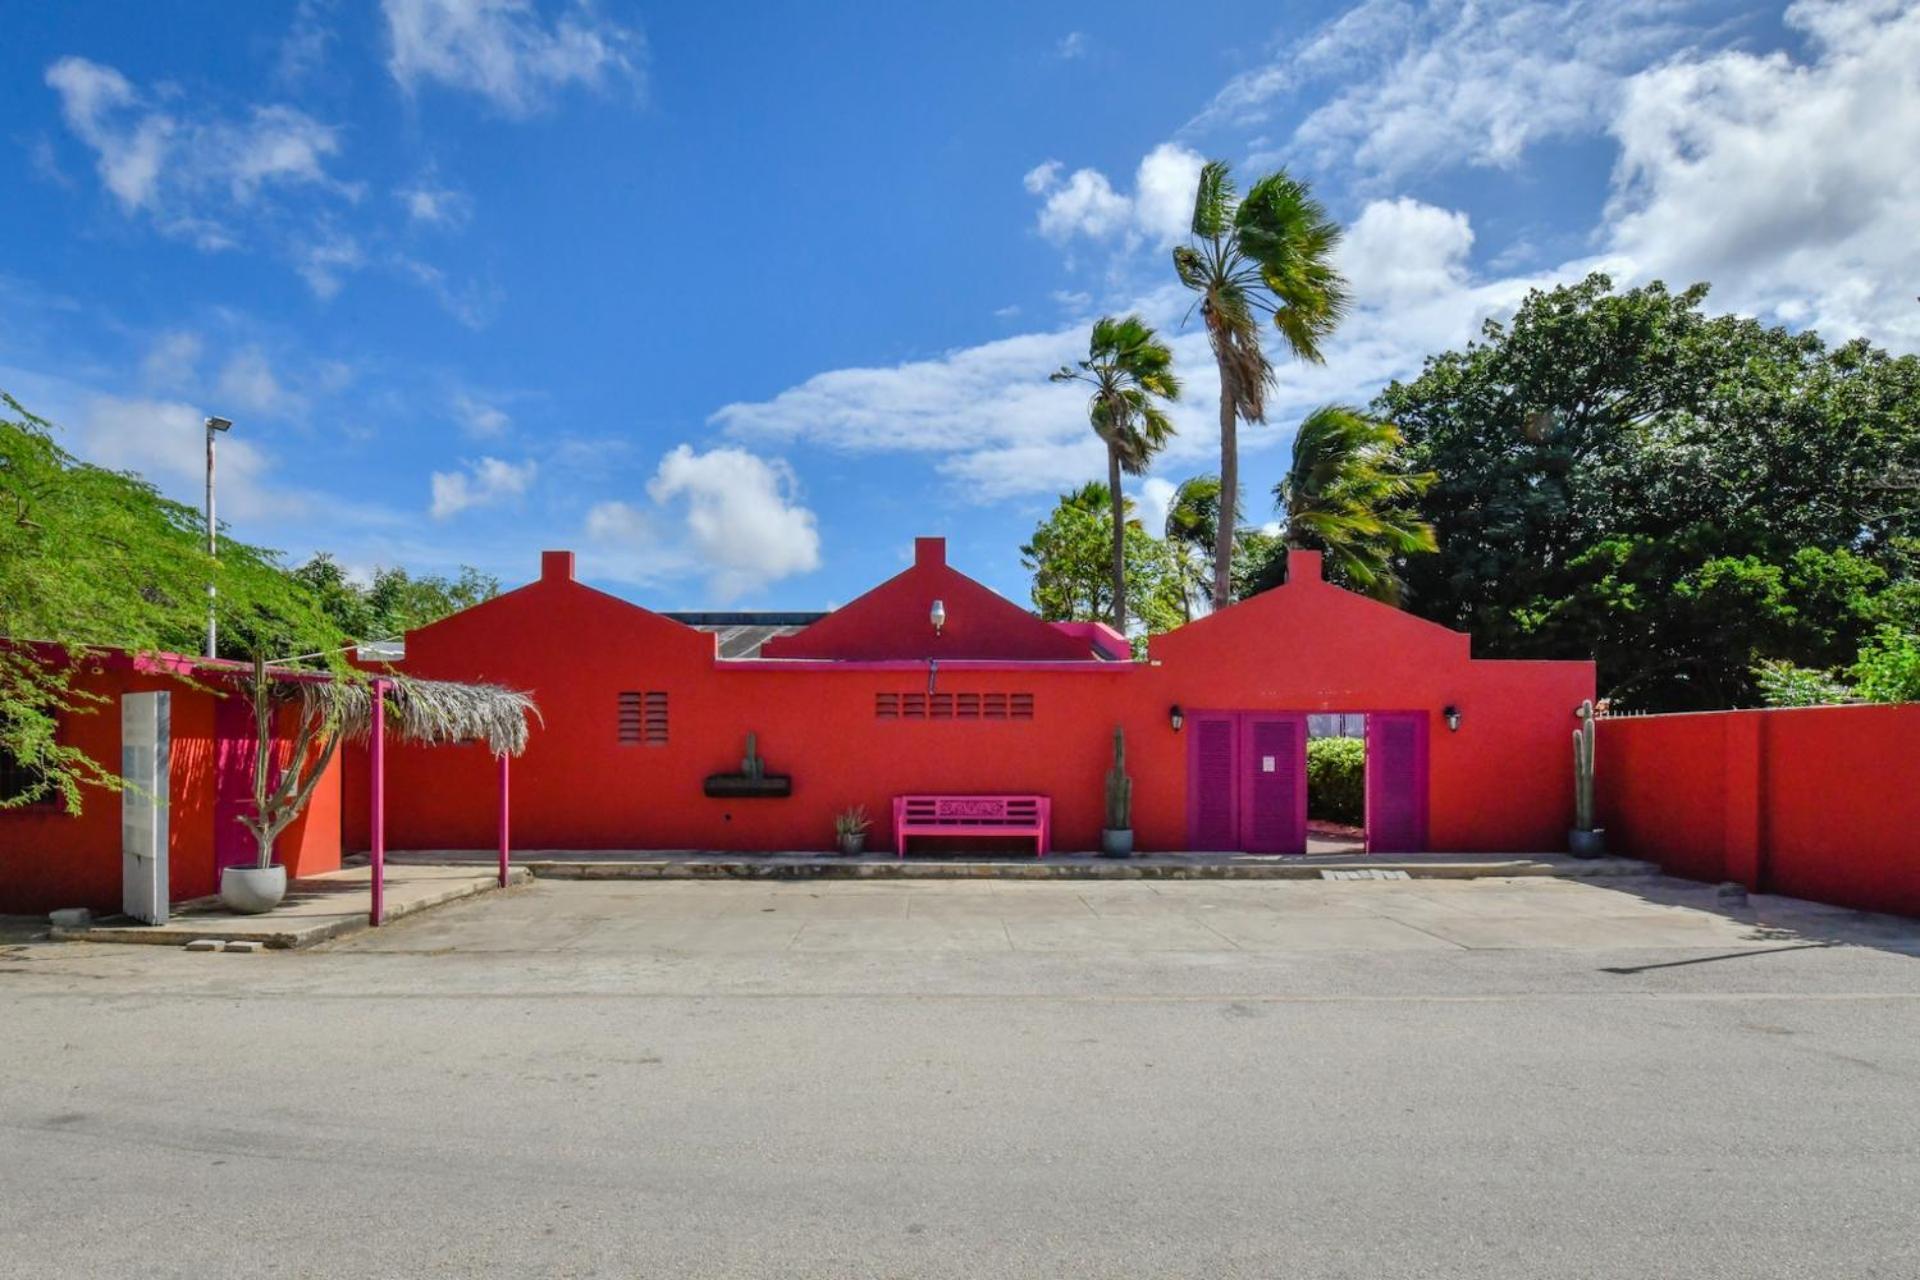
top-left (619, 691), bottom-right (669, 746)
top-left (875, 691), bottom-right (1034, 721)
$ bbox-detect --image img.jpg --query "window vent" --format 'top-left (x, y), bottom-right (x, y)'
top-left (619, 691), bottom-right (669, 746)
top-left (874, 691), bottom-right (1035, 721)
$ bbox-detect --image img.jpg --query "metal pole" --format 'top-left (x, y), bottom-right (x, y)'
top-left (498, 752), bottom-right (510, 889)
top-left (370, 678), bottom-right (386, 926)
top-left (204, 421), bottom-right (217, 659)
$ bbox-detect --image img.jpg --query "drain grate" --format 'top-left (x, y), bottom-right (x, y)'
top-left (1320, 869), bottom-right (1411, 881)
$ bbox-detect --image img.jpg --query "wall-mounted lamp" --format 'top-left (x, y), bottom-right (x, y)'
top-left (1169, 704), bottom-right (1184, 732)
top-left (1443, 704), bottom-right (1461, 733)
top-left (930, 599), bottom-right (946, 636)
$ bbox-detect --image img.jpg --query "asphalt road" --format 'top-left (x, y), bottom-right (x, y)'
top-left (4, 876), bottom-right (1919, 1279)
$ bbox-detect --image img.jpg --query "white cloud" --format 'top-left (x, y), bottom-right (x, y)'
top-left (140, 331), bottom-right (203, 391)
top-left (1025, 142), bottom-right (1206, 248)
top-left (643, 445), bottom-right (822, 599)
top-left (1197, 0), bottom-right (1702, 181)
top-left (44, 55), bottom-right (355, 252)
top-left (429, 455), bottom-right (536, 518)
top-left (451, 391), bottom-right (512, 438)
top-left (1034, 167), bottom-right (1131, 242)
top-left (382, 0), bottom-right (646, 116)
top-left (1057, 31), bottom-right (1088, 60)
top-left (215, 348), bottom-right (292, 415)
top-left (396, 173), bottom-right (473, 227)
top-left (1337, 197), bottom-right (1475, 304)
top-left (1601, 0), bottom-right (1920, 348)
top-left (277, 0), bottom-right (337, 86)
top-left (64, 393), bottom-right (293, 521)
top-left (1022, 160), bottom-right (1062, 195)
top-left (297, 233), bottom-right (365, 299)
top-left (1136, 476), bottom-right (1178, 538)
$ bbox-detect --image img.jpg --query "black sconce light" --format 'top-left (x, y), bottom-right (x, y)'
top-left (1169, 704), bottom-right (1184, 732)
top-left (1443, 704), bottom-right (1461, 732)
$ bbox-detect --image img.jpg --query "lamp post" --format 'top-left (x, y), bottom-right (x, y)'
top-left (204, 415), bottom-right (232, 658)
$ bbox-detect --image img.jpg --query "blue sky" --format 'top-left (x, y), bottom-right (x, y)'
top-left (4, 1), bottom-right (1916, 611)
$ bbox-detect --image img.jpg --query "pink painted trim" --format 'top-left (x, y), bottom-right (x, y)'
top-left (369, 677), bottom-right (386, 926)
top-left (715, 658), bottom-right (1133, 673)
top-left (497, 751), bottom-right (511, 889)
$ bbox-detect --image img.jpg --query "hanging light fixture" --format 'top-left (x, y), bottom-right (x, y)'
top-left (930, 599), bottom-right (946, 636)
top-left (1443, 704), bottom-right (1462, 732)
top-left (1169, 704), bottom-right (1184, 732)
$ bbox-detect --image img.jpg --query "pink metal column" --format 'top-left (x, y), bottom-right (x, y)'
top-left (369, 677), bottom-right (386, 926)
top-left (497, 751), bottom-right (511, 888)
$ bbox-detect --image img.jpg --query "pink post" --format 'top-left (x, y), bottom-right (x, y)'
top-left (369, 677), bottom-right (386, 926)
top-left (497, 751), bottom-right (511, 888)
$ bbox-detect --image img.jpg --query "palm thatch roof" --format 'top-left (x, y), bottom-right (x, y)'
top-left (291, 671), bottom-right (539, 757)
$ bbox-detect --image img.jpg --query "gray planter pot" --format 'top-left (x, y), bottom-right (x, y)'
top-left (220, 864), bottom-right (287, 914)
top-left (1567, 828), bottom-right (1607, 859)
top-left (837, 833), bottom-right (867, 857)
top-left (1100, 828), bottom-right (1134, 859)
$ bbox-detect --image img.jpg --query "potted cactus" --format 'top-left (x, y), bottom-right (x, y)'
top-left (1568, 699), bottom-right (1605, 858)
top-left (1100, 725), bottom-right (1133, 858)
top-left (834, 805), bottom-right (871, 856)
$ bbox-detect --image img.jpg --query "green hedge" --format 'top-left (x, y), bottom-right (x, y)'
top-left (1307, 737), bottom-right (1365, 826)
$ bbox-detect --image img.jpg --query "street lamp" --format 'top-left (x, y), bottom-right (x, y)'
top-left (204, 416), bottom-right (233, 658)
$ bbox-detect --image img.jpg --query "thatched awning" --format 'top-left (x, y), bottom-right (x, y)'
top-left (228, 665), bottom-right (539, 758)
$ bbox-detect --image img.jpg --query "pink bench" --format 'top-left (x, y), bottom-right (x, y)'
top-left (893, 795), bottom-right (1051, 859)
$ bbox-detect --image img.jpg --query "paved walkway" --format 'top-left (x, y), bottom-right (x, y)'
top-left (50, 864), bottom-right (529, 949)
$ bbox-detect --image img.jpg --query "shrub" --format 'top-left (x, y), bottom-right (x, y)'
top-left (1307, 736), bottom-right (1365, 826)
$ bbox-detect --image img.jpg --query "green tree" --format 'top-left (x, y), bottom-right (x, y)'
top-left (292, 554), bottom-right (500, 642)
top-left (1, 393), bottom-right (347, 811)
top-left (1050, 314), bottom-right (1181, 633)
top-left (1021, 483), bottom-right (1186, 644)
top-left (1174, 161), bottom-right (1349, 612)
top-left (1275, 405), bottom-right (1436, 602)
top-left (1378, 274), bottom-right (1920, 709)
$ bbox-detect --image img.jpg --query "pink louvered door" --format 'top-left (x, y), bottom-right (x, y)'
top-left (1186, 715), bottom-right (1239, 850)
top-left (1365, 712), bottom-right (1429, 853)
top-left (1239, 715), bottom-right (1307, 854)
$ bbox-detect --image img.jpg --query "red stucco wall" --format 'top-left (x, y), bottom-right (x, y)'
top-left (0, 661), bottom-right (343, 916)
top-left (344, 548), bottom-right (1593, 856)
top-left (1597, 705), bottom-right (1920, 917)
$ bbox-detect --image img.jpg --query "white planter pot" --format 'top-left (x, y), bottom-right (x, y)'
top-left (220, 865), bottom-right (287, 914)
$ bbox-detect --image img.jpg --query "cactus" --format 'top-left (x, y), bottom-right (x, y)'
top-left (1104, 725), bottom-right (1132, 830)
top-left (742, 732), bottom-right (764, 781)
top-left (1572, 700), bottom-right (1596, 831)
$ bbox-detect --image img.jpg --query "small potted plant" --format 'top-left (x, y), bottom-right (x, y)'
top-left (1568, 699), bottom-right (1606, 858)
top-left (834, 805), bottom-right (871, 856)
top-left (1100, 725), bottom-right (1133, 858)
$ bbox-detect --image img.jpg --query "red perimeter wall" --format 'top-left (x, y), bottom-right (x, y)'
top-left (0, 662), bottom-right (343, 916)
top-left (1596, 705), bottom-right (1920, 917)
top-left (342, 549), bottom-right (1593, 856)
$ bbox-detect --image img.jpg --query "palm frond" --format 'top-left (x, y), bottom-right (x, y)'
top-left (1190, 160), bottom-right (1235, 239)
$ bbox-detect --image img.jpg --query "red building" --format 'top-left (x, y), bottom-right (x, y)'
top-left (345, 537), bottom-right (1594, 858)
top-left (1, 536), bottom-right (1596, 915)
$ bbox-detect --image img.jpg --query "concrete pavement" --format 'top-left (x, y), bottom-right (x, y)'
top-left (4, 876), bottom-right (1919, 1279)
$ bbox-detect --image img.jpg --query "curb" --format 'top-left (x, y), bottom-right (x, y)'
top-left (51, 868), bottom-right (533, 950)
top-left (504, 856), bottom-right (1656, 882)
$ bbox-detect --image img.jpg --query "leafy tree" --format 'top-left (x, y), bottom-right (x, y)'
top-left (1, 393), bottom-right (347, 812)
top-left (1274, 405), bottom-right (1436, 602)
top-left (1050, 315), bottom-right (1181, 633)
top-left (1174, 161), bottom-right (1348, 611)
top-left (1021, 483), bottom-right (1186, 644)
top-left (1164, 474), bottom-right (1226, 620)
top-left (292, 554), bottom-right (499, 643)
top-left (1378, 274), bottom-right (1920, 710)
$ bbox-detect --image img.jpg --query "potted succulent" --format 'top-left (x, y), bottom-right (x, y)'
top-left (834, 805), bottom-right (871, 856)
top-left (1100, 725), bottom-right (1134, 858)
top-left (1568, 699), bottom-right (1606, 858)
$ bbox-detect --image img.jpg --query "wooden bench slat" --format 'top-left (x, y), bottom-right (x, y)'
top-left (893, 794), bottom-right (1051, 859)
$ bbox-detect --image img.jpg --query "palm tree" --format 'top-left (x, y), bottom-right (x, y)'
top-left (1276, 405), bottom-right (1437, 603)
top-left (1163, 474), bottom-right (1226, 621)
top-left (1174, 161), bottom-right (1349, 611)
top-left (1051, 315), bottom-right (1180, 633)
